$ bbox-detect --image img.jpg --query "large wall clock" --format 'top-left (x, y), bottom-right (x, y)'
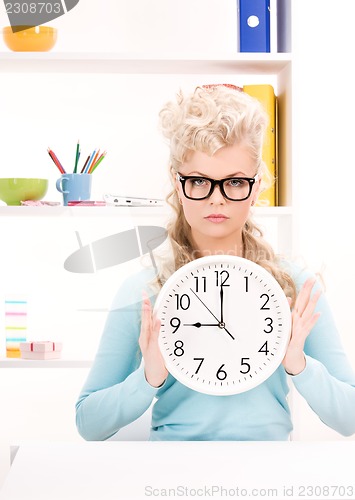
top-left (154, 255), bottom-right (292, 395)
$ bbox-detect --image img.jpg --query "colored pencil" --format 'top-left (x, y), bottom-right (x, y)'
top-left (88, 150), bottom-right (103, 174)
top-left (48, 148), bottom-right (65, 172)
top-left (90, 152), bottom-right (104, 172)
top-left (88, 149), bottom-right (100, 174)
top-left (93, 150), bottom-right (106, 167)
top-left (90, 152), bottom-right (106, 173)
top-left (47, 148), bottom-right (65, 174)
top-left (80, 155), bottom-right (90, 174)
top-left (47, 144), bottom-right (106, 175)
top-left (50, 149), bottom-right (65, 171)
top-left (84, 149), bottom-right (97, 174)
top-left (73, 140), bottom-right (80, 173)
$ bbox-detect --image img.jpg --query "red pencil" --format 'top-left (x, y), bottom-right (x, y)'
top-left (47, 148), bottom-right (65, 174)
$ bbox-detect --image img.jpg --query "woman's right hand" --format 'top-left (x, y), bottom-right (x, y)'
top-left (139, 291), bottom-right (168, 388)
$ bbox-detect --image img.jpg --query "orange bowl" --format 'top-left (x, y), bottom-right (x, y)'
top-left (3, 25), bottom-right (57, 52)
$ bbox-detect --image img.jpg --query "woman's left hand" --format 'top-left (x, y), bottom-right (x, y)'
top-left (282, 277), bottom-right (322, 375)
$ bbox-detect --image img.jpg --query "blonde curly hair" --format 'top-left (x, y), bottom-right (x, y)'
top-left (152, 85), bottom-right (296, 304)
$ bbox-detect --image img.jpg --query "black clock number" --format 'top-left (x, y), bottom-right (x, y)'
top-left (216, 364), bottom-right (227, 380)
top-left (175, 293), bottom-right (191, 310)
top-left (263, 317), bottom-right (273, 333)
top-left (170, 317), bottom-right (181, 333)
top-left (194, 276), bottom-right (207, 293)
top-left (193, 357), bottom-right (204, 374)
top-left (258, 341), bottom-right (269, 355)
top-left (215, 270), bottom-right (230, 287)
top-left (260, 293), bottom-right (270, 310)
top-left (174, 340), bottom-right (184, 357)
top-left (244, 276), bottom-right (249, 292)
top-left (240, 357), bottom-right (251, 374)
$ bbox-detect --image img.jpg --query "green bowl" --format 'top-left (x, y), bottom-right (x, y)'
top-left (0, 178), bottom-right (48, 206)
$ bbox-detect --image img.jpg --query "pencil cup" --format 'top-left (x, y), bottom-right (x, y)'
top-left (56, 173), bottom-right (92, 206)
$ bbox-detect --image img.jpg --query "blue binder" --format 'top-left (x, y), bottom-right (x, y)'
top-left (238, 0), bottom-right (271, 53)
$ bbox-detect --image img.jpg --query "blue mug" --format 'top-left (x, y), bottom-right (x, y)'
top-left (56, 173), bottom-right (92, 206)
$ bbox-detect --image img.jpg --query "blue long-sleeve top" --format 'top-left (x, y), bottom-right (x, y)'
top-left (75, 262), bottom-right (355, 441)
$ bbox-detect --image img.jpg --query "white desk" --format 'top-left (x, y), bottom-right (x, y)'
top-left (0, 441), bottom-right (354, 500)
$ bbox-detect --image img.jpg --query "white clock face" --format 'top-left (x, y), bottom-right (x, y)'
top-left (154, 255), bottom-right (291, 396)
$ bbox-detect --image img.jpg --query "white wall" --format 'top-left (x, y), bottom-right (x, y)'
top-left (291, 0), bottom-right (355, 439)
top-left (1, 0), bottom-right (355, 486)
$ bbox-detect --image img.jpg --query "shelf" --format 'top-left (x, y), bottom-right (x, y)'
top-left (0, 205), bottom-right (170, 217)
top-left (0, 51), bottom-right (292, 74)
top-left (0, 205), bottom-right (292, 217)
top-left (0, 358), bottom-right (92, 368)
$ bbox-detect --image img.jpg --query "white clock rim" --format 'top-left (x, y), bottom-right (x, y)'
top-left (154, 255), bottom-right (292, 396)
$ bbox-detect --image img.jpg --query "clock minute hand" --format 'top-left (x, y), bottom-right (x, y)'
top-left (219, 285), bottom-right (236, 341)
top-left (220, 285), bottom-right (224, 323)
top-left (189, 288), bottom-right (220, 323)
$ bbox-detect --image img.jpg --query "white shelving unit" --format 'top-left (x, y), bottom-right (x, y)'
top-left (0, 6), bottom-right (294, 368)
top-left (0, 51), bottom-right (292, 209)
top-left (0, 51), bottom-right (291, 74)
top-left (0, 205), bottom-right (170, 217)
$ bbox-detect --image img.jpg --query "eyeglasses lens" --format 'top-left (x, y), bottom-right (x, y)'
top-left (184, 177), bottom-right (251, 201)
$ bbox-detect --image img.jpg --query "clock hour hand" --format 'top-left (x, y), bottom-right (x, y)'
top-left (183, 322), bottom-right (220, 328)
top-left (184, 321), bottom-right (235, 339)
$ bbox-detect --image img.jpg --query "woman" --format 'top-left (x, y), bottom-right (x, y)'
top-left (76, 85), bottom-right (355, 441)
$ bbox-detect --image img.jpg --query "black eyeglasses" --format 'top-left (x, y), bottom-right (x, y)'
top-left (176, 172), bottom-right (259, 201)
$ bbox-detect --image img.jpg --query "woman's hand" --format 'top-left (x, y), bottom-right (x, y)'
top-left (139, 291), bottom-right (168, 388)
top-left (282, 278), bottom-right (322, 375)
